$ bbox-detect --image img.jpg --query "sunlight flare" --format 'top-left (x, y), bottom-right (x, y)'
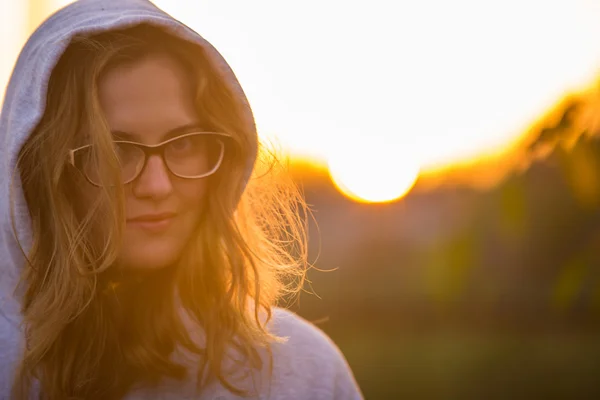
top-left (1, 0), bottom-right (598, 203)
top-left (328, 138), bottom-right (420, 203)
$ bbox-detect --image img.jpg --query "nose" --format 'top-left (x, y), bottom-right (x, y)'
top-left (131, 155), bottom-right (173, 200)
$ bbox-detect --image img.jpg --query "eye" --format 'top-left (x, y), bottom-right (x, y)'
top-left (114, 143), bottom-right (141, 163)
top-left (168, 136), bottom-right (193, 153)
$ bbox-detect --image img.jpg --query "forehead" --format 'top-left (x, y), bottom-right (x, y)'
top-left (97, 53), bottom-right (200, 143)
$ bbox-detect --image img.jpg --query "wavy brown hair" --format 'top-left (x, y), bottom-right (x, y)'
top-left (11, 24), bottom-right (308, 399)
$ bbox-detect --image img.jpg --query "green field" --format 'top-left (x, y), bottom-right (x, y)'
top-left (333, 330), bottom-right (600, 399)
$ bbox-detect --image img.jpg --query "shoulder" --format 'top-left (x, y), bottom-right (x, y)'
top-left (268, 307), bottom-right (338, 355)
top-left (265, 307), bottom-right (363, 400)
top-left (0, 308), bottom-right (22, 397)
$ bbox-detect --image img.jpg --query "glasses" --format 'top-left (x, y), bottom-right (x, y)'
top-left (69, 132), bottom-right (230, 186)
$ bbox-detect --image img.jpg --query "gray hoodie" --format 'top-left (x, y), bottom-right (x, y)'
top-left (0, 0), bottom-right (362, 398)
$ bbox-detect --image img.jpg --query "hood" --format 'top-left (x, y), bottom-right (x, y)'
top-left (0, 0), bottom-right (257, 329)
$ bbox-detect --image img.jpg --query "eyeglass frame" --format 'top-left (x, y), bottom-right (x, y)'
top-left (68, 131), bottom-right (231, 186)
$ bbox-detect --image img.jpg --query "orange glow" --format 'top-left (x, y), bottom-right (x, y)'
top-left (1, 0), bottom-right (599, 204)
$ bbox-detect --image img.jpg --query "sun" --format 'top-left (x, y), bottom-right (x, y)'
top-left (327, 138), bottom-right (421, 203)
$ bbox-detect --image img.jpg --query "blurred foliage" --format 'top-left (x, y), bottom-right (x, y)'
top-left (286, 83), bottom-right (600, 399)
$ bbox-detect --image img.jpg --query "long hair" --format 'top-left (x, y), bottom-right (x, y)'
top-left (12, 24), bottom-right (308, 399)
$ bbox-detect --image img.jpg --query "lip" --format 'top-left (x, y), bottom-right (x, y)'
top-left (127, 212), bottom-right (176, 232)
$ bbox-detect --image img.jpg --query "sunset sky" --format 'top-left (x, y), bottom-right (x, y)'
top-left (1, 0), bottom-right (600, 202)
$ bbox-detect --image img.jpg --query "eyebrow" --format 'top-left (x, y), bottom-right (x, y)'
top-left (111, 123), bottom-right (206, 142)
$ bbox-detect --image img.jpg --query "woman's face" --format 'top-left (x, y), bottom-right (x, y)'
top-left (97, 53), bottom-right (207, 270)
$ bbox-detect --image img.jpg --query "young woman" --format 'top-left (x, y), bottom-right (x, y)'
top-left (0, 0), bottom-right (362, 398)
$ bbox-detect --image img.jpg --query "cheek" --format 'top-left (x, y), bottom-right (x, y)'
top-left (176, 179), bottom-right (208, 209)
top-left (73, 184), bottom-right (118, 252)
top-left (69, 169), bottom-right (98, 208)
top-left (71, 176), bottom-right (104, 225)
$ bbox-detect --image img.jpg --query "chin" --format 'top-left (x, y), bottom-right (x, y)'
top-left (119, 220), bottom-right (198, 270)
